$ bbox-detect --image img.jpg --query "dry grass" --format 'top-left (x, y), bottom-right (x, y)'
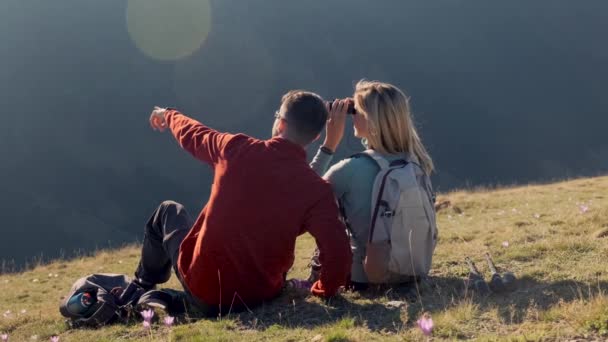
top-left (1, 176), bottom-right (608, 341)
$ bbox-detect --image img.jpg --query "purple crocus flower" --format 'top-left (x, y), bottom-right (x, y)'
top-left (1, 333), bottom-right (8, 342)
top-left (143, 320), bottom-right (151, 329)
top-left (50, 336), bottom-right (59, 342)
top-left (417, 313), bottom-right (434, 336)
top-left (140, 309), bottom-right (154, 322)
top-left (163, 316), bottom-right (175, 327)
top-left (579, 205), bottom-right (589, 213)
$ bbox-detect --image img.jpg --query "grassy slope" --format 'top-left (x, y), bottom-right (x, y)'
top-left (1, 176), bottom-right (608, 341)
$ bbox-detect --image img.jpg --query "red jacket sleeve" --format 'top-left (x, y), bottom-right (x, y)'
top-left (165, 109), bottom-right (236, 165)
top-left (305, 186), bottom-right (352, 298)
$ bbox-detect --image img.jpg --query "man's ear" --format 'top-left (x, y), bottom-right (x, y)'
top-left (278, 119), bottom-right (287, 134)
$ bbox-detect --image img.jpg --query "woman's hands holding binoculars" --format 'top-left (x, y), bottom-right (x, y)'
top-left (323, 98), bottom-right (354, 153)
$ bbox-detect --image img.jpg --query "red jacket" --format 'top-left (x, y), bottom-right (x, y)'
top-left (167, 110), bottom-right (352, 309)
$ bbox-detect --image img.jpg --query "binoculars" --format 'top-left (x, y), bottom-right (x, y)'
top-left (465, 253), bottom-right (517, 295)
top-left (325, 100), bottom-right (357, 115)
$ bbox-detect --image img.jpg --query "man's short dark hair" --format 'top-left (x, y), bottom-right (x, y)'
top-left (280, 90), bottom-right (328, 145)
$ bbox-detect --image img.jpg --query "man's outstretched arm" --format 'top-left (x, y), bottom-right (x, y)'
top-left (149, 107), bottom-right (239, 165)
top-left (304, 186), bottom-right (352, 298)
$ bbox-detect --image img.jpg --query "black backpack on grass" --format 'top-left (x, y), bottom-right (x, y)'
top-left (59, 273), bottom-right (186, 328)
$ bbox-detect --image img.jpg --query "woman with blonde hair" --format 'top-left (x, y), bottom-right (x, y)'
top-left (309, 80), bottom-right (436, 289)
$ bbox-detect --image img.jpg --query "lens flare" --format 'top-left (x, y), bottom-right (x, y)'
top-left (126, 0), bottom-right (212, 61)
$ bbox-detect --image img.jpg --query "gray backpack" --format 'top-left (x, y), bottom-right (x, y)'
top-left (59, 274), bottom-right (142, 328)
top-left (358, 150), bottom-right (438, 284)
top-left (59, 273), bottom-right (186, 328)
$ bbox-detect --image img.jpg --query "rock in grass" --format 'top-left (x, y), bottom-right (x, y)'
top-left (435, 200), bottom-right (451, 212)
top-left (385, 300), bottom-right (407, 309)
top-left (311, 334), bottom-right (323, 342)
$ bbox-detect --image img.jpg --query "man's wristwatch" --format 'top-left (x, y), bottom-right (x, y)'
top-left (320, 146), bottom-right (334, 155)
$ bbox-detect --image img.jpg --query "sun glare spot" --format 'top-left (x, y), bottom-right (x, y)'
top-left (126, 0), bottom-right (212, 61)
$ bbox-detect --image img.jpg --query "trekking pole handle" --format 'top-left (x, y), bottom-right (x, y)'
top-left (484, 253), bottom-right (498, 274)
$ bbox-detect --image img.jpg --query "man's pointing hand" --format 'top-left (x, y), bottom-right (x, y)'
top-left (149, 106), bottom-right (168, 132)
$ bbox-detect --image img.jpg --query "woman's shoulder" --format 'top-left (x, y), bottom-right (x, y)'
top-left (327, 153), bottom-right (379, 175)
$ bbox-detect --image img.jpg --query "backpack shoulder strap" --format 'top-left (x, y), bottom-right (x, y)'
top-left (367, 153), bottom-right (410, 243)
top-left (352, 150), bottom-right (409, 170)
top-left (359, 149), bottom-right (389, 170)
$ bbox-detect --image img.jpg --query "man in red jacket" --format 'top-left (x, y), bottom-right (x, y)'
top-left (134, 90), bottom-right (352, 317)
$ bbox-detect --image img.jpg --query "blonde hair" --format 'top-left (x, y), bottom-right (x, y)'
top-left (354, 80), bottom-right (434, 174)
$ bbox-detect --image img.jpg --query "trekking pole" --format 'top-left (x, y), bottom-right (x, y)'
top-left (464, 257), bottom-right (490, 295)
top-left (487, 252), bottom-right (517, 292)
top-left (484, 252), bottom-right (505, 293)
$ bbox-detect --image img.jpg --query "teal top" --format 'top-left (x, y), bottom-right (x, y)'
top-left (310, 147), bottom-right (405, 283)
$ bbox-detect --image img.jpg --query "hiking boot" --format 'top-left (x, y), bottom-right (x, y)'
top-left (137, 289), bottom-right (187, 316)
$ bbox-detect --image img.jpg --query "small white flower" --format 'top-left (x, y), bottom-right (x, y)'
top-left (118, 260), bottom-right (123, 264)
top-left (48, 273), bottom-right (53, 278)
top-left (20, 309), bottom-right (26, 314)
top-left (32, 279), bottom-right (39, 283)
top-left (54, 274), bottom-right (58, 278)
top-left (533, 213), bottom-right (540, 219)
top-left (502, 241), bottom-right (510, 248)
top-left (30, 335), bottom-right (38, 341)
top-left (3, 310), bottom-right (11, 318)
